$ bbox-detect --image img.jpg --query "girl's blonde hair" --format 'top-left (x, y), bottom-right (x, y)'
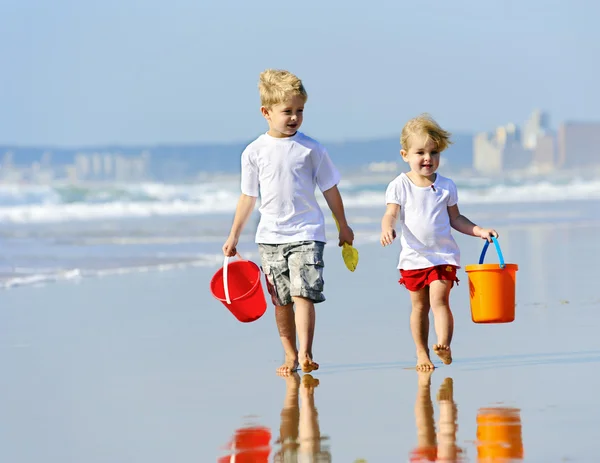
top-left (259, 69), bottom-right (308, 108)
top-left (401, 114), bottom-right (452, 152)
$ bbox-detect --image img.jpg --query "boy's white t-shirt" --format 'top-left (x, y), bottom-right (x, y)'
top-left (241, 132), bottom-right (341, 244)
top-left (385, 173), bottom-right (460, 270)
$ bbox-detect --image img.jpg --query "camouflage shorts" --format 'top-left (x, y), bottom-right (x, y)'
top-left (258, 241), bottom-right (326, 306)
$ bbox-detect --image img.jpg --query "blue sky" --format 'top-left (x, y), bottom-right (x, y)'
top-left (1, 0), bottom-right (598, 146)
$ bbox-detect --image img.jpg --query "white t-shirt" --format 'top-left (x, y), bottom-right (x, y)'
top-left (385, 173), bottom-right (460, 270)
top-left (241, 132), bottom-right (341, 244)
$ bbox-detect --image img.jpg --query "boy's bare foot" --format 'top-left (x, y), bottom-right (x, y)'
top-left (277, 354), bottom-right (299, 376)
top-left (299, 353), bottom-right (319, 373)
top-left (416, 350), bottom-right (435, 371)
top-left (433, 344), bottom-right (452, 365)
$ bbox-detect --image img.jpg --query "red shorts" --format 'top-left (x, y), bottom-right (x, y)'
top-left (399, 265), bottom-right (459, 292)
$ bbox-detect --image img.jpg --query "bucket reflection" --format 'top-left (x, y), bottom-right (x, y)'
top-left (476, 407), bottom-right (524, 462)
top-left (217, 423), bottom-right (271, 463)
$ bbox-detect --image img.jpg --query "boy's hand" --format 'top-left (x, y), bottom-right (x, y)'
top-left (222, 236), bottom-right (239, 256)
top-left (338, 225), bottom-right (354, 246)
top-left (380, 228), bottom-right (397, 246)
top-left (476, 228), bottom-right (499, 242)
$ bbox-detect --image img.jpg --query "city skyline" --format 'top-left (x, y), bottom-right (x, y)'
top-left (1, 108), bottom-right (599, 184)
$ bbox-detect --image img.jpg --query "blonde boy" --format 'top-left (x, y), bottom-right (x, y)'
top-left (380, 114), bottom-right (498, 371)
top-left (223, 69), bottom-right (354, 375)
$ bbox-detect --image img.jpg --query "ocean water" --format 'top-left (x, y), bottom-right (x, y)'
top-left (0, 173), bottom-right (599, 289)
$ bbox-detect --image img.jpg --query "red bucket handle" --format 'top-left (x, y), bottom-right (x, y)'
top-left (223, 253), bottom-right (243, 304)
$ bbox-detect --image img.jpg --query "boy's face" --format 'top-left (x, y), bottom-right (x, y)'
top-left (261, 95), bottom-right (305, 138)
top-left (401, 134), bottom-right (440, 180)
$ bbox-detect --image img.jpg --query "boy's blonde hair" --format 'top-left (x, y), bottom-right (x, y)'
top-left (259, 69), bottom-right (308, 108)
top-left (401, 114), bottom-right (452, 152)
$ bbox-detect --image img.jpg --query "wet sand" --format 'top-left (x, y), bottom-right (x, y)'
top-left (0, 217), bottom-right (599, 462)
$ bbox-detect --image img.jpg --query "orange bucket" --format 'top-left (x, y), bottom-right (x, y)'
top-left (210, 255), bottom-right (267, 323)
top-left (465, 237), bottom-right (518, 324)
top-left (218, 425), bottom-right (272, 463)
top-left (476, 407), bottom-right (523, 461)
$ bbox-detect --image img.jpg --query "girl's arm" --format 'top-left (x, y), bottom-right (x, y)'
top-left (448, 205), bottom-right (498, 242)
top-left (381, 203), bottom-right (400, 246)
top-left (222, 194), bottom-right (257, 256)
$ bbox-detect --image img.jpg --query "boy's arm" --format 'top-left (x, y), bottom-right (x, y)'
top-left (448, 204), bottom-right (498, 242)
top-left (322, 185), bottom-right (354, 246)
top-left (381, 203), bottom-right (400, 246)
top-left (222, 194), bottom-right (257, 256)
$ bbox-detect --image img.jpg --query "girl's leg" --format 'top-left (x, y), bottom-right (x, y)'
top-left (275, 303), bottom-right (299, 375)
top-left (408, 288), bottom-right (434, 370)
top-left (293, 296), bottom-right (319, 372)
top-left (429, 280), bottom-right (454, 365)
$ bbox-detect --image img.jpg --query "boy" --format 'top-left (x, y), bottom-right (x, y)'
top-left (380, 114), bottom-right (498, 371)
top-left (223, 69), bottom-right (354, 376)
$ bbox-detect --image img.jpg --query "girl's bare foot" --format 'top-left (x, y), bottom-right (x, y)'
top-left (416, 350), bottom-right (435, 371)
top-left (433, 344), bottom-right (452, 365)
top-left (277, 354), bottom-right (299, 376)
top-left (299, 352), bottom-right (319, 372)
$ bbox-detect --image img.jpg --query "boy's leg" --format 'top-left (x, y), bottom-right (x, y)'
top-left (288, 241), bottom-right (325, 373)
top-left (292, 296), bottom-right (319, 372)
top-left (259, 243), bottom-right (298, 375)
top-left (408, 288), bottom-right (434, 370)
top-left (275, 302), bottom-right (299, 376)
top-left (429, 279), bottom-right (454, 365)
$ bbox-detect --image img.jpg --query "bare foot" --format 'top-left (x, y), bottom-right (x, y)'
top-left (433, 344), bottom-right (453, 365)
top-left (416, 350), bottom-right (435, 371)
top-left (299, 353), bottom-right (319, 373)
top-left (277, 354), bottom-right (299, 376)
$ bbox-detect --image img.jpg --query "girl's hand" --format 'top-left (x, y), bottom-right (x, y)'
top-left (477, 228), bottom-right (499, 242)
top-left (380, 228), bottom-right (397, 246)
top-left (222, 236), bottom-right (238, 256)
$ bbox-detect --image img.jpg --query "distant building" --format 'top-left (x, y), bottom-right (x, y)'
top-left (75, 153), bottom-right (91, 180)
top-left (473, 123), bottom-right (530, 174)
top-left (557, 122), bottom-right (600, 169)
top-left (523, 110), bottom-right (550, 150)
top-left (531, 133), bottom-right (556, 173)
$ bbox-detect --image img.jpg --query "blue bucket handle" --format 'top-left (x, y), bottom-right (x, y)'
top-left (478, 236), bottom-right (505, 269)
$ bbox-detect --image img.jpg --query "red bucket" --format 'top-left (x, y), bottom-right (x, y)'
top-left (210, 255), bottom-right (267, 323)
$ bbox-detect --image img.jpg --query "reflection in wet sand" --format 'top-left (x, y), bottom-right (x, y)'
top-left (275, 373), bottom-right (331, 462)
top-left (217, 422), bottom-right (272, 463)
top-left (476, 407), bottom-right (523, 462)
top-left (411, 372), bottom-right (463, 462)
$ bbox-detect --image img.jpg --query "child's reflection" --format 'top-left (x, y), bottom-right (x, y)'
top-left (275, 373), bottom-right (331, 462)
top-left (411, 372), bottom-right (463, 462)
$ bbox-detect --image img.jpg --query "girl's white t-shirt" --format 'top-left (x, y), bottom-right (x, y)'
top-left (385, 173), bottom-right (460, 270)
top-left (241, 132), bottom-right (340, 244)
